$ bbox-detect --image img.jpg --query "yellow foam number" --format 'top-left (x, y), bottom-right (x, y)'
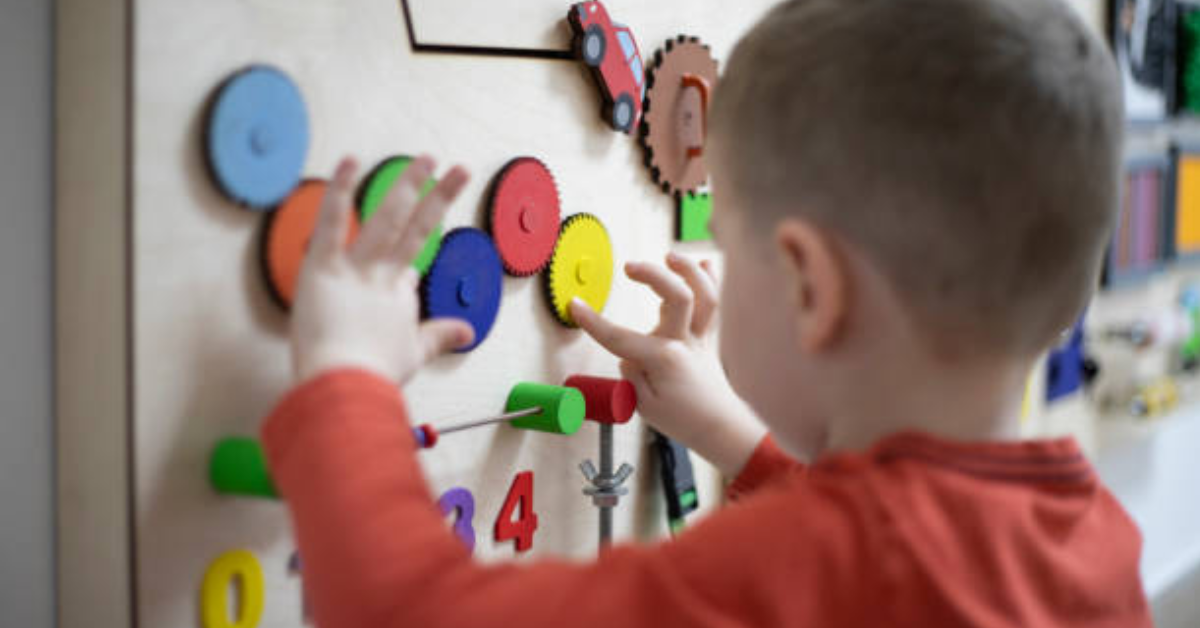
top-left (201, 549), bottom-right (265, 628)
top-left (1177, 156), bottom-right (1200, 254)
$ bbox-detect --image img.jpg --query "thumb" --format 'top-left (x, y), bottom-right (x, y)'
top-left (419, 319), bottom-right (475, 360)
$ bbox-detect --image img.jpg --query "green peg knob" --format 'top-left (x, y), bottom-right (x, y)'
top-left (210, 437), bottom-right (278, 499)
top-left (506, 383), bottom-right (586, 435)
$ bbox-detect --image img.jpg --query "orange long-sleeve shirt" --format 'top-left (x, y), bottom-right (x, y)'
top-left (262, 369), bottom-right (1152, 627)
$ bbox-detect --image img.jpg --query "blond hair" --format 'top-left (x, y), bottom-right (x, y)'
top-left (711, 0), bottom-right (1123, 355)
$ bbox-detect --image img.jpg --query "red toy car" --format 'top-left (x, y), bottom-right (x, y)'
top-left (568, 2), bottom-right (646, 134)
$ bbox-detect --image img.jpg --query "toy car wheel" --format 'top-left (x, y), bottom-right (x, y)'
top-left (582, 25), bottom-right (606, 66)
top-left (612, 93), bottom-right (634, 132)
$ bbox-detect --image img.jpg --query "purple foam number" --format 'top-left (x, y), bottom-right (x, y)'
top-left (437, 487), bottom-right (477, 553)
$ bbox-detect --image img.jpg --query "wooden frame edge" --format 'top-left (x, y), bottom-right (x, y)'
top-left (55, 0), bottom-right (135, 626)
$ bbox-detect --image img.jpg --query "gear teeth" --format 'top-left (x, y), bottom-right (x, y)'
top-left (419, 227), bottom-right (504, 352)
top-left (486, 156), bottom-right (561, 277)
top-left (544, 213), bottom-right (609, 327)
top-left (640, 37), bottom-right (721, 199)
top-left (418, 230), bottom-right (462, 320)
top-left (418, 228), bottom-right (477, 320)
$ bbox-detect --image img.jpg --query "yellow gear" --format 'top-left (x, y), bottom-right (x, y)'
top-left (545, 214), bottom-right (614, 327)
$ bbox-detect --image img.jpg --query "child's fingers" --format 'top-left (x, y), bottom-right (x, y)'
top-left (666, 253), bottom-right (719, 337)
top-left (349, 155), bottom-right (435, 268)
top-left (390, 165), bottom-right (469, 270)
top-left (626, 262), bottom-right (693, 340)
top-left (571, 299), bottom-right (662, 365)
top-left (419, 318), bottom-right (475, 362)
top-left (308, 157), bottom-right (358, 266)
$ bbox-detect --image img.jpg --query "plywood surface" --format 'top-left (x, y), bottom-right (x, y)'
top-left (405, 0), bottom-right (573, 52)
top-left (130, 1), bottom-right (775, 626)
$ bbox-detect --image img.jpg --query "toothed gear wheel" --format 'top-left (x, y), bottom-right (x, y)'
top-left (487, 157), bottom-right (563, 276)
top-left (421, 228), bottom-right (504, 352)
top-left (641, 36), bottom-right (720, 198)
top-left (544, 214), bottom-right (614, 328)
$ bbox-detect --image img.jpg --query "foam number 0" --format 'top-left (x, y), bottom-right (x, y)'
top-left (494, 471), bottom-right (538, 553)
top-left (201, 549), bottom-right (266, 628)
top-left (437, 487), bottom-right (477, 553)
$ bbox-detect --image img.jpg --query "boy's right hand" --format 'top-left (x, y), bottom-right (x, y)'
top-left (570, 254), bottom-right (767, 478)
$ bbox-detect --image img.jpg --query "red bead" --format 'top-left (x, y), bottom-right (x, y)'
top-left (419, 424), bottom-right (438, 449)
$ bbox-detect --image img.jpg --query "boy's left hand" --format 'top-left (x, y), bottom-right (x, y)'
top-left (290, 156), bottom-right (475, 385)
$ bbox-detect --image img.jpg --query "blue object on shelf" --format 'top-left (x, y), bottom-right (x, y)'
top-left (421, 228), bottom-right (504, 352)
top-left (206, 66), bottom-right (310, 210)
top-left (1046, 318), bottom-right (1086, 404)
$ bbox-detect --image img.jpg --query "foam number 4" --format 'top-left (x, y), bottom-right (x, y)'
top-left (201, 549), bottom-right (265, 628)
top-left (494, 471), bottom-right (538, 553)
top-left (438, 487), bottom-right (477, 553)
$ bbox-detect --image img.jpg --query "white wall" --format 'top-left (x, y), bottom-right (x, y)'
top-left (0, 0), bottom-right (55, 626)
top-left (1095, 405), bottom-right (1200, 627)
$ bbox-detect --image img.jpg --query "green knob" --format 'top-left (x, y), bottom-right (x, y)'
top-left (210, 437), bottom-right (278, 499)
top-left (507, 383), bottom-right (586, 435)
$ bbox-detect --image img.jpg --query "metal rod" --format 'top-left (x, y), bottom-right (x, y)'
top-left (599, 422), bottom-right (614, 547)
top-left (435, 406), bottom-right (542, 436)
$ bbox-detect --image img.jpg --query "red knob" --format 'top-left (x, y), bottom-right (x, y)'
top-left (563, 375), bottom-right (637, 425)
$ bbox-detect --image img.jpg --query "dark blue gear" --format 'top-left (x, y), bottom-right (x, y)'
top-left (421, 228), bottom-right (504, 352)
top-left (205, 65), bottom-right (310, 210)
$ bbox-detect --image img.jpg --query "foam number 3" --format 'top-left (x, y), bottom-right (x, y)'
top-left (438, 487), bottom-right (477, 553)
top-left (494, 471), bottom-right (539, 553)
top-left (201, 549), bottom-right (266, 628)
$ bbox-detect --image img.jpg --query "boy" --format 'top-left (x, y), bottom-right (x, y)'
top-left (263, 0), bottom-right (1152, 625)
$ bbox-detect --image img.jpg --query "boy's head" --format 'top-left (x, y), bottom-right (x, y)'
top-left (707, 0), bottom-right (1122, 449)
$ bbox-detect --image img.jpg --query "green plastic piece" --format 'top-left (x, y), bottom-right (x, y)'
top-left (678, 192), bottom-right (714, 242)
top-left (1182, 10), bottom-right (1200, 114)
top-left (1184, 307), bottom-right (1200, 363)
top-left (680, 489), bottom-right (698, 509)
top-left (360, 155), bottom-right (443, 274)
top-left (506, 383), bottom-right (586, 435)
top-left (411, 224), bottom-right (444, 275)
top-left (210, 437), bottom-right (278, 499)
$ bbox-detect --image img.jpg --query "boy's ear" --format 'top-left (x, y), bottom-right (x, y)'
top-left (775, 218), bottom-right (848, 352)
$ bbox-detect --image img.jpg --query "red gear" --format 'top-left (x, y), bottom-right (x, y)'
top-left (487, 157), bottom-right (562, 276)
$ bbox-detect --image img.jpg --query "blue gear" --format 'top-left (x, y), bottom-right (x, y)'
top-left (421, 228), bottom-right (504, 352)
top-left (205, 66), bottom-right (310, 210)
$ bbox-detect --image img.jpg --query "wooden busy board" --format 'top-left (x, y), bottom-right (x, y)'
top-left (55, 1), bottom-right (778, 626)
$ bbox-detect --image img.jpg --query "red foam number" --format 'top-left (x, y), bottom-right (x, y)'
top-left (494, 471), bottom-right (538, 552)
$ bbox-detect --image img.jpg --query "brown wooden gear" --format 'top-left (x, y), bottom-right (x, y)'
top-left (640, 36), bottom-right (720, 198)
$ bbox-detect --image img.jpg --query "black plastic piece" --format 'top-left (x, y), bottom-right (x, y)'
top-left (652, 431), bottom-right (698, 530)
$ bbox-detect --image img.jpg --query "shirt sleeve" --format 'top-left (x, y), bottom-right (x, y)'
top-left (262, 369), bottom-right (867, 628)
top-left (725, 434), bottom-right (806, 502)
